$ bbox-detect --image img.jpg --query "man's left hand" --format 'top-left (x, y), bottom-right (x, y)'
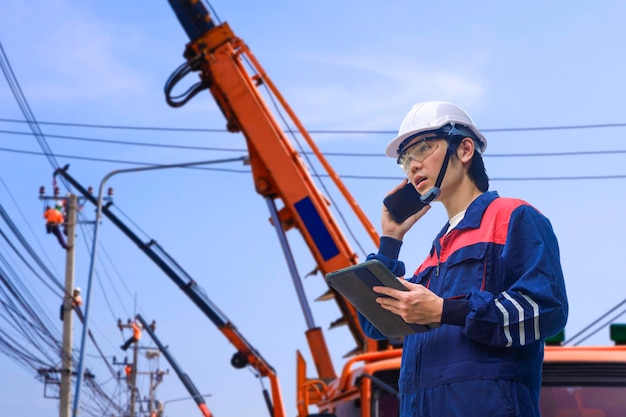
top-left (373, 280), bottom-right (443, 325)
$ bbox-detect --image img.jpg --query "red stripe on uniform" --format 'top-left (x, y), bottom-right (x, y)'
top-left (416, 198), bottom-right (528, 272)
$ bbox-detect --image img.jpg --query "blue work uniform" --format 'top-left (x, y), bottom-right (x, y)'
top-left (359, 191), bottom-right (568, 417)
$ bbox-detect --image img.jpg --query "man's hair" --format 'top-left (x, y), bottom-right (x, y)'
top-left (468, 152), bottom-right (489, 192)
top-left (448, 137), bottom-right (489, 192)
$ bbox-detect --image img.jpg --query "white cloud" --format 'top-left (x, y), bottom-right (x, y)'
top-left (282, 51), bottom-right (486, 134)
top-left (1, 1), bottom-right (149, 104)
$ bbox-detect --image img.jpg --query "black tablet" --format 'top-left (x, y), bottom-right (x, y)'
top-left (325, 259), bottom-right (439, 338)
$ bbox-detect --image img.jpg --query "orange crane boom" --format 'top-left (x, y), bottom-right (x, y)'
top-left (165, 0), bottom-right (382, 371)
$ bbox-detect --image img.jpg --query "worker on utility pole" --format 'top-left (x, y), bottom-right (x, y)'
top-left (60, 287), bottom-right (82, 321)
top-left (125, 364), bottom-right (133, 389)
top-left (121, 317), bottom-right (142, 351)
top-left (43, 202), bottom-right (68, 249)
top-left (60, 287), bottom-right (82, 320)
top-left (118, 317), bottom-right (142, 417)
top-left (72, 287), bottom-right (82, 308)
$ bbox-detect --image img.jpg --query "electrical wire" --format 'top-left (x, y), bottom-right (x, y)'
top-left (0, 175), bottom-right (62, 277)
top-left (0, 41), bottom-right (137, 414)
top-left (2, 117), bottom-right (626, 135)
top-left (5, 124), bottom-right (626, 159)
top-left (564, 297), bottom-right (626, 346)
top-left (3, 144), bottom-right (626, 182)
top-left (0, 146), bottom-right (249, 172)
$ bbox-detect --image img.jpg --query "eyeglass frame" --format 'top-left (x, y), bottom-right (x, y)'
top-left (397, 137), bottom-right (444, 172)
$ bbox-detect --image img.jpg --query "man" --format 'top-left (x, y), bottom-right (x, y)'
top-left (60, 287), bottom-right (83, 321)
top-left (358, 101), bottom-right (568, 417)
top-left (72, 287), bottom-right (83, 308)
top-left (121, 318), bottom-right (142, 351)
top-left (124, 363), bottom-right (133, 389)
top-left (43, 204), bottom-right (68, 249)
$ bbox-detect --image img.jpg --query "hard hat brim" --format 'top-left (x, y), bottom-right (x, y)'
top-left (385, 119), bottom-right (487, 158)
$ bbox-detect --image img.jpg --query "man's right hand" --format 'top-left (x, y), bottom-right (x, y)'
top-left (381, 180), bottom-right (431, 241)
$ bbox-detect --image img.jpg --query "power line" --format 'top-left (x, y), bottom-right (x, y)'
top-left (2, 116), bottom-right (626, 134)
top-left (0, 45), bottom-right (65, 179)
top-left (0, 128), bottom-right (243, 152)
top-left (1, 146), bottom-right (625, 182)
top-left (3, 127), bottom-right (626, 159)
top-left (4, 129), bottom-right (626, 159)
top-left (0, 118), bottom-right (228, 133)
top-left (0, 146), bottom-right (249, 172)
top-left (0, 41), bottom-right (131, 414)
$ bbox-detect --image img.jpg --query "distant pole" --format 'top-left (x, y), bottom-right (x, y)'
top-left (59, 194), bottom-right (77, 417)
top-left (130, 339), bottom-right (139, 417)
top-left (71, 156), bottom-right (246, 417)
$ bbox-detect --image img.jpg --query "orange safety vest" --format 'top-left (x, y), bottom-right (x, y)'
top-left (44, 208), bottom-right (64, 224)
top-left (132, 322), bottom-right (141, 340)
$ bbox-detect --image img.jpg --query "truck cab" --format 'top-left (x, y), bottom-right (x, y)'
top-left (540, 324), bottom-right (626, 417)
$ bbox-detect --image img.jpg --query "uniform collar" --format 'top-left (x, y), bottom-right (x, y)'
top-left (459, 191), bottom-right (499, 229)
top-left (433, 191), bottom-right (499, 246)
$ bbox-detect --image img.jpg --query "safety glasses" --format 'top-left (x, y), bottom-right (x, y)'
top-left (397, 138), bottom-right (441, 173)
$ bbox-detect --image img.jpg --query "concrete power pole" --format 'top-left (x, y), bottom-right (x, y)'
top-left (130, 340), bottom-right (139, 417)
top-left (119, 317), bottom-right (141, 417)
top-left (59, 194), bottom-right (77, 417)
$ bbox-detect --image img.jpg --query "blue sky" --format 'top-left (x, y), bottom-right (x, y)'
top-left (1, 1), bottom-right (626, 416)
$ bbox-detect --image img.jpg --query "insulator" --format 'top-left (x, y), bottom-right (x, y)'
top-left (107, 187), bottom-right (114, 196)
top-left (87, 186), bottom-right (93, 194)
top-left (53, 186), bottom-right (60, 196)
top-left (39, 186), bottom-right (45, 195)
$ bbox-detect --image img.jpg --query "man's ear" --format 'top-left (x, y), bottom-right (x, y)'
top-left (458, 137), bottom-right (475, 163)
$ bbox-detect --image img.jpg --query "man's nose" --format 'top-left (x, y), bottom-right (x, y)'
top-left (408, 157), bottom-right (423, 173)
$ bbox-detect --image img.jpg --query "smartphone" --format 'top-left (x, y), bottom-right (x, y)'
top-left (383, 182), bottom-right (428, 223)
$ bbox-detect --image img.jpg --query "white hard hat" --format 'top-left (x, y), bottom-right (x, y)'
top-left (385, 101), bottom-right (487, 158)
top-left (74, 287), bottom-right (81, 293)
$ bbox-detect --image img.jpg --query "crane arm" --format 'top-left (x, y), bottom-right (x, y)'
top-left (165, 0), bottom-right (380, 357)
top-left (136, 314), bottom-right (213, 417)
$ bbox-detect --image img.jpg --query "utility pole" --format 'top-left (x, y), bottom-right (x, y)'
top-left (59, 194), bottom-right (77, 417)
top-left (131, 334), bottom-right (139, 417)
top-left (115, 347), bottom-right (168, 417)
top-left (144, 348), bottom-right (167, 416)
